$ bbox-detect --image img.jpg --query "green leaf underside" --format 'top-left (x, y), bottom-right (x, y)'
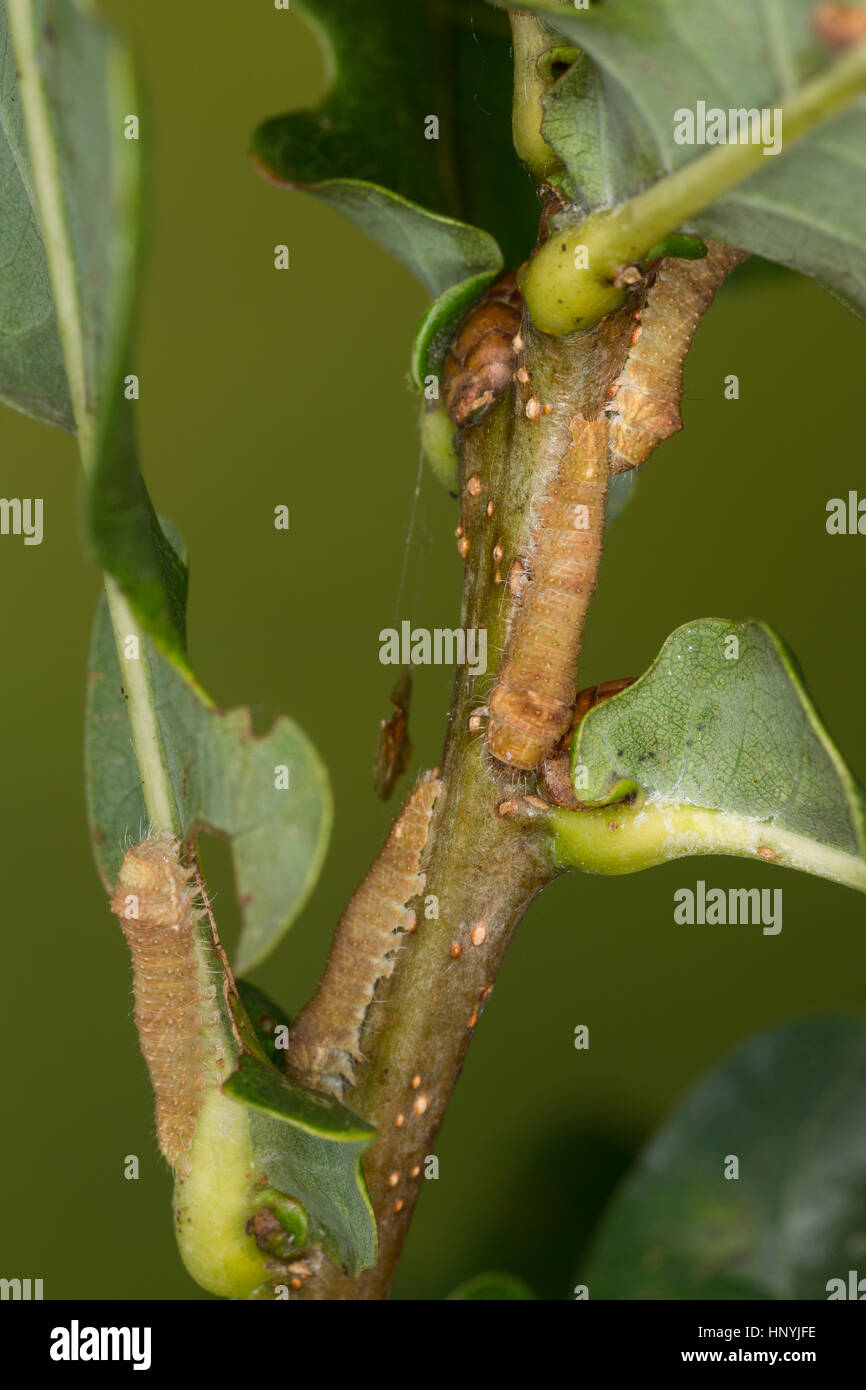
top-left (306, 181), bottom-right (503, 300)
top-left (85, 591), bottom-right (332, 973)
top-left (448, 1272), bottom-right (535, 1300)
top-left (0, 2), bottom-right (72, 428)
top-left (582, 1017), bottom-right (866, 1299)
top-left (505, 0), bottom-right (866, 320)
top-left (572, 619), bottom-right (866, 861)
top-left (252, 1), bottom-right (538, 381)
top-left (236, 980), bottom-right (293, 1069)
top-left (225, 1055), bottom-right (376, 1276)
top-left (7, 0), bottom-right (188, 659)
top-left (225, 1053), bottom-right (374, 1143)
top-left (94, 408), bottom-right (190, 658)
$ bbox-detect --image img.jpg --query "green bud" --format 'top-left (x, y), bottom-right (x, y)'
top-left (249, 1189), bottom-right (310, 1259)
top-left (519, 212), bottom-right (629, 336)
top-left (173, 1092), bottom-right (272, 1299)
top-left (420, 402), bottom-right (459, 491)
top-left (641, 233), bottom-right (707, 268)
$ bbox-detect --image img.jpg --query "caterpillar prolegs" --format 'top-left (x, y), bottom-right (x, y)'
top-left (287, 770), bottom-right (441, 1098)
top-left (486, 417), bottom-right (609, 771)
top-left (110, 834), bottom-right (217, 1177)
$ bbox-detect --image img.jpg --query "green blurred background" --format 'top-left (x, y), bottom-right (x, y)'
top-left (1, 1), bottom-right (864, 1300)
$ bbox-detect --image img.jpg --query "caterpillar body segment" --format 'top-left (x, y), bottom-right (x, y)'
top-left (606, 241), bottom-right (748, 474)
top-left (287, 772), bottom-right (441, 1097)
top-left (486, 416), bottom-right (610, 771)
top-left (110, 834), bottom-right (209, 1176)
top-left (442, 273), bottom-right (523, 428)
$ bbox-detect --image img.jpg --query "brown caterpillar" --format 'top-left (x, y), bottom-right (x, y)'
top-left (442, 272), bottom-right (523, 427)
top-left (110, 834), bottom-right (208, 1176)
top-left (606, 241), bottom-right (748, 474)
top-left (487, 416), bottom-right (610, 770)
top-left (287, 771), bottom-right (441, 1098)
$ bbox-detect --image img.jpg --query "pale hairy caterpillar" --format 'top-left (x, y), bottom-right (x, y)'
top-left (110, 833), bottom-right (211, 1177)
top-left (487, 416), bottom-right (609, 770)
top-left (606, 241), bottom-right (748, 475)
top-left (287, 771), bottom-right (441, 1097)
